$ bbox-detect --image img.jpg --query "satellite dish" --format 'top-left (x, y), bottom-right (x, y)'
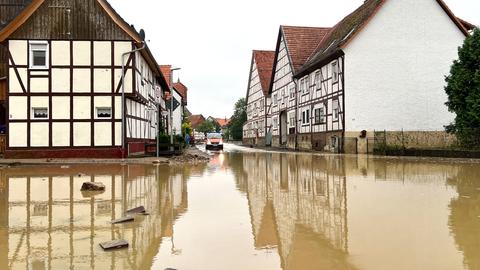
top-left (139, 29), bottom-right (146, 41)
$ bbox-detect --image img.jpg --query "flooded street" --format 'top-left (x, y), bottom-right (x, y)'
top-left (1, 144), bottom-right (480, 270)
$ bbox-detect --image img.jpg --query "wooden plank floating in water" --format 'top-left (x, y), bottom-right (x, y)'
top-left (126, 206), bottom-right (146, 214)
top-left (111, 216), bottom-right (134, 224)
top-left (99, 240), bottom-right (129, 250)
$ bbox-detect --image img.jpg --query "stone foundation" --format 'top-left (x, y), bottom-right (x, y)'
top-left (287, 135), bottom-right (296, 149)
top-left (297, 134), bottom-right (312, 150)
top-left (272, 136), bottom-right (281, 148)
top-left (243, 137), bottom-right (266, 147)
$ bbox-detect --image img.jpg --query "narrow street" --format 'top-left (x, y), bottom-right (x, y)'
top-left (1, 144), bottom-right (479, 269)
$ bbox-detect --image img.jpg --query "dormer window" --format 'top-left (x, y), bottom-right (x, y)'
top-left (29, 42), bottom-right (49, 69)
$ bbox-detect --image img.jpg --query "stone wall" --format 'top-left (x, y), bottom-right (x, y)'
top-left (243, 137), bottom-right (266, 147)
top-left (382, 131), bottom-right (457, 149)
top-left (297, 134), bottom-right (312, 150)
top-left (272, 136), bottom-right (280, 148)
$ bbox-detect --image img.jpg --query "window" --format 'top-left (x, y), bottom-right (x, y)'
top-left (314, 107), bottom-right (325, 124)
top-left (273, 117), bottom-right (278, 129)
top-left (289, 83), bottom-right (295, 99)
top-left (332, 61), bottom-right (339, 83)
top-left (315, 71), bottom-right (321, 91)
top-left (260, 99), bottom-right (264, 111)
top-left (97, 107), bottom-right (112, 118)
top-left (299, 79), bottom-right (305, 93)
top-left (302, 109), bottom-right (310, 125)
top-left (289, 112), bottom-right (295, 128)
top-left (33, 107), bottom-right (48, 119)
top-left (304, 77), bottom-right (309, 94)
top-left (29, 42), bottom-right (48, 69)
top-left (273, 94), bottom-right (278, 105)
top-left (333, 100), bottom-right (339, 121)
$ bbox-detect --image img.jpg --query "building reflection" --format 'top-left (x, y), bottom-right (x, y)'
top-left (241, 153), bottom-right (351, 270)
top-left (448, 167), bottom-right (480, 270)
top-left (0, 164), bottom-right (199, 270)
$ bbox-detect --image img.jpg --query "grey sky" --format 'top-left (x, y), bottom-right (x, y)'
top-left (110, 0), bottom-right (479, 119)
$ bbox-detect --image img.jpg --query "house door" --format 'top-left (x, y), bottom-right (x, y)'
top-left (280, 111), bottom-right (288, 145)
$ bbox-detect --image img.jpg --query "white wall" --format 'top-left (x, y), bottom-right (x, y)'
top-left (343, 0), bottom-right (465, 132)
top-left (171, 89), bottom-right (183, 136)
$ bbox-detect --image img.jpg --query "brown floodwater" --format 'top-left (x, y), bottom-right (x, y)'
top-left (1, 146), bottom-right (480, 270)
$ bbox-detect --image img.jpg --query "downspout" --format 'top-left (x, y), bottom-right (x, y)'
top-left (121, 42), bottom-right (146, 159)
top-left (294, 78), bottom-right (299, 150)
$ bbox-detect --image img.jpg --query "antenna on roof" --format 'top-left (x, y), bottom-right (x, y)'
top-left (139, 29), bottom-right (146, 41)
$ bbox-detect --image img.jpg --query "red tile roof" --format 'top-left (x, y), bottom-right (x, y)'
top-left (297, 0), bottom-right (471, 76)
top-left (253, 50), bottom-right (275, 96)
top-left (189, 115), bottom-right (206, 129)
top-left (215, 118), bottom-right (231, 127)
top-left (159, 65), bottom-right (172, 88)
top-left (173, 81), bottom-right (188, 105)
top-left (281, 26), bottom-right (331, 73)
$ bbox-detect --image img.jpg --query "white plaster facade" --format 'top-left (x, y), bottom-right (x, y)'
top-left (342, 0), bottom-right (465, 132)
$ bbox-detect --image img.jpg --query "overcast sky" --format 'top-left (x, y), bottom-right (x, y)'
top-left (110, 0), bottom-right (479, 119)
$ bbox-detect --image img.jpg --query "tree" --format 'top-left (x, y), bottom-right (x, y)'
top-left (445, 28), bottom-right (480, 147)
top-left (229, 98), bottom-right (247, 140)
top-left (196, 120), bottom-right (216, 134)
top-left (182, 122), bottom-right (192, 137)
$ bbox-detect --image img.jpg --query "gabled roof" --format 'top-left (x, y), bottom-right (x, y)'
top-left (297, 0), bottom-right (472, 77)
top-left (281, 26), bottom-right (331, 73)
top-left (0, 0), bottom-right (170, 91)
top-left (173, 81), bottom-right (188, 105)
top-left (0, 0), bottom-right (143, 42)
top-left (188, 115), bottom-right (206, 129)
top-left (160, 65), bottom-right (172, 88)
top-left (253, 50), bottom-right (275, 96)
top-left (215, 118), bottom-right (230, 127)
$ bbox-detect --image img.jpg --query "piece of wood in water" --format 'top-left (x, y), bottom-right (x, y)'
top-left (100, 239), bottom-right (129, 250)
top-left (126, 206), bottom-right (146, 214)
top-left (111, 216), bottom-right (134, 224)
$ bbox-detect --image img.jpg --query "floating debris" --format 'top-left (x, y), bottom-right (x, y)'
top-left (61, 165), bottom-right (70, 169)
top-left (126, 206), bottom-right (146, 214)
top-left (99, 239), bottom-right (129, 250)
top-left (81, 182), bottom-right (105, 191)
top-left (111, 216), bottom-right (134, 224)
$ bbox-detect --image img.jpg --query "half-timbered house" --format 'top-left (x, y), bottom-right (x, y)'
top-left (268, 26), bottom-right (330, 149)
top-left (0, 0), bottom-right (170, 158)
top-left (294, 0), bottom-right (474, 153)
top-left (243, 50), bottom-right (274, 146)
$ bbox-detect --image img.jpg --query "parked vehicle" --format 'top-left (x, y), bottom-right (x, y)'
top-left (205, 133), bottom-right (224, 150)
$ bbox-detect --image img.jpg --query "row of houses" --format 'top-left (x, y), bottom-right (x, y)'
top-left (0, 0), bottom-right (189, 158)
top-left (188, 114), bottom-right (231, 137)
top-left (243, 0), bottom-right (476, 154)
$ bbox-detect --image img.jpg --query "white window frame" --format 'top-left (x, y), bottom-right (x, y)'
top-left (32, 107), bottom-right (48, 119)
top-left (289, 112), bottom-right (295, 128)
top-left (302, 109), bottom-right (310, 126)
top-left (332, 61), bottom-right (339, 83)
top-left (96, 107), bottom-right (112, 119)
top-left (304, 76), bottom-right (309, 94)
top-left (315, 71), bottom-right (321, 91)
top-left (314, 107), bottom-right (325, 124)
top-left (289, 83), bottom-right (295, 100)
top-left (29, 41), bottom-right (49, 69)
top-left (333, 100), bottom-right (339, 121)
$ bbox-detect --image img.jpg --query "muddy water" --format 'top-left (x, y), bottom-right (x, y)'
top-left (1, 151), bottom-right (480, 270)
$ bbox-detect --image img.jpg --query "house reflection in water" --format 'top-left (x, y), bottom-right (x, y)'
top-left (240, 153), bottom-right (351, 270)
top-left (0, 164), bottom-right (193, 270)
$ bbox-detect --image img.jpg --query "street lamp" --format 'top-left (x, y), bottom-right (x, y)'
top-left (169, 68), bottom-right (181, 150)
